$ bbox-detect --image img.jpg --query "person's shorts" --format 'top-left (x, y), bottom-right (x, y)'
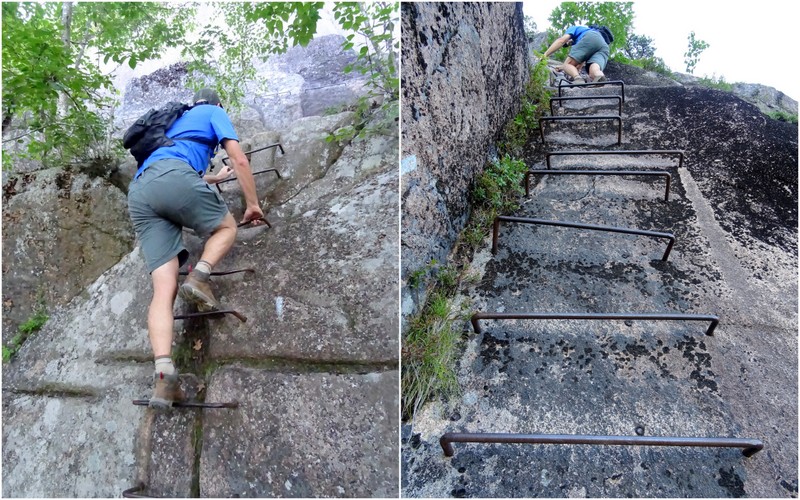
top-left (569, 30), bottom-right (609, 71)
top-left (127, 158), bottom-right (229, 273)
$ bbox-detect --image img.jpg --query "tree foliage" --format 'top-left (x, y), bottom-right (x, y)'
top-left (547, 2), bottom-right (634, 58)
top-left (2, 2), bottom-right (195, 169)
top-left (684, 31), bottom-right (709, 74)
top-left (3, 2), bottom-right (398, 171)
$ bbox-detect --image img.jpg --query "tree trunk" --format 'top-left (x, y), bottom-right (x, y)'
top-left (57, 2), bottom-right (73, 118)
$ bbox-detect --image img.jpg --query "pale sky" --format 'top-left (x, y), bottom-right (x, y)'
top-left (524, 1), bottom-right (800, 102)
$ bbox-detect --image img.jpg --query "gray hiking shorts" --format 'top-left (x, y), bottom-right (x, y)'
top-left (569, 30), bottom-right (609, 71)
top-left (127, 159), bottom-right (229, 273)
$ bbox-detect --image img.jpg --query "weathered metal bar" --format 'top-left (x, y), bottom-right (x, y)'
top-left (218, 168), bottom-right (282, 183)
top-left (221, 143), bottom-right (285, 166)
top-left (549, 95), bottom-right (623, 116)
top-left (237, 216), bottom-right (271, 228)
top-left (492, 216), bottom-right (676, 261)
top-left (557, 79), bottom-right (625, 101)
top-left (545, 149), bottom-right (685, 170)
top-left (469, 312), bottom-right (719, 336)
top-left (174, 309), bottom-right (248, 322)
top-left (133, 399), bottom-right (239, 409)
top-left (440, 432), bottom-right (763, 458)
top-left (179, 268), bottom-right (255, 277)
top-left (122, 483), bottom-right (151, 498)
top-left (524, 169), bottom-right (671, 201)
top-left (539, 115), bottom-right (622, 145)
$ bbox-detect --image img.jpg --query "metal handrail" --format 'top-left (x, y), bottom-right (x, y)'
top-left (524, 169), bottom-right (671, 201)
top-left (492, 216), bottom-right (676, 261)
top-left (550, 95), bottom-right (623, 116)
top-left (539, 115), bottom-right (622, 145)
top-left (557, 79), bottom-right (625, 101)
top-left (469, 312), bottom-right (720, 336)
top-left (440, 432), bottom-right (763, 458)
top-left (545, 149), bottom-right (685, 170)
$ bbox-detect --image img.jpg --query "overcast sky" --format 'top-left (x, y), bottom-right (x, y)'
top-left (523, 1), bottom-right (800, 101)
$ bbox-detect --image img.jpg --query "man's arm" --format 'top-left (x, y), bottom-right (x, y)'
top-left (543, 34), bottom-right (572, 59)
top-left (203, 165), bottom-right (234, 185)
top-left (221, 138), bottom-right (264, 224)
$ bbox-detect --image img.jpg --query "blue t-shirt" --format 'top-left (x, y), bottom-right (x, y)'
top-left (137, 104), bottom-right (239, 177)
top-left (566, 25), bottom-right (592, 44)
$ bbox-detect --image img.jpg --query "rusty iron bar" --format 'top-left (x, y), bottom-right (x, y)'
top-left (524, 169), bottom-right (671, 201)
top-left (218, 168), bottom-right (282, 184)
top-left (440, 432), bottom-right (763, 458)
top-left (179, 268), bottom-right (255, 276)
top-left (557, 79), bottom-right (625, 101)
top-left (545, 149), bottom-right (685, 170)
top-left (539, 115), bottom-right (622, 145)
top-left (174, 309), bottom-right (248, 322)
top-left (122, 484), bottom-right (151, 498)
top-left (492, 216), bottom-right (676, 261)
top-left (470, 312), bottom-right (719, 336)
top-left (549, 95), bottom-right (623, 116)
top-left (237, 216), bottom-right (271, 228)
top-left (221, 143), bottom-right (285, 166)
top-left (132, 399), bottom-right (239, 409)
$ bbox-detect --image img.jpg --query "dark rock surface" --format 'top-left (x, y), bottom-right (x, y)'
top-left (402, 76), bottom-right (797, 496)
top-left (401, 2), bottom-right (530, 324)
top-left (1, 169), bottom-right (134, 344)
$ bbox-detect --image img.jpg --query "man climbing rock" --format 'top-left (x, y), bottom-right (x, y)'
top-left (126, 88), bottom-right (265, 409)
top-left (543, 25), bottom-right (611, 84)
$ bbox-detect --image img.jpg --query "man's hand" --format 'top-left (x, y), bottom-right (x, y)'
top-left (203, 165), bottom-right (235, 184)
top-left (240, 205), bottom-right (265, 226)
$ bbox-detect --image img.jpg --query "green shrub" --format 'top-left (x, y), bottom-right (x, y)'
top-left (698, 74), bottom-right (733, 92)
top-left (501, 57), bottom-right (551, 156)
top-left (767, 110), bottom-right (798, 124)
top-left (3, 309), bottom-right (49, 362)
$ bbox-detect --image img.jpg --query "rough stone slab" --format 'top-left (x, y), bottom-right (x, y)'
top-left (2, 383), bottom-right (149, 497)
top-left (3, 250), bottom-right (175, 391)
top-left (200, 366), bottom-right (399, 497)
top-left (142, 409), bottom-right (199, 498)
top-left (195, 166), bottom-right (398, 364)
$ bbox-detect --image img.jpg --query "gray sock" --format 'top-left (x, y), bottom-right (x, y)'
top-left (194, 260), bottom-right (212, 281)
top-left (154, 356), bottom-right (176, 376)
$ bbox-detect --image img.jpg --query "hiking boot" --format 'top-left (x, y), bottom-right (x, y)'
top-left (179, 271), bottom-right (220, 312)
top-left (595, 75), bottom-right (608, 83)
top-left (149, 371), bottom-right (184, 410)
top-left (571, 76), bottom-right (586, 84)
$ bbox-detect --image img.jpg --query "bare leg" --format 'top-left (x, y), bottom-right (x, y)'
top-left (198, 212), bottom-right (237, 268)
top-left (588, 62), bottom-right (605, 82)
top-left (149, 257), bottom-right (179, 357)
top-left (562, 56), bottom-right (582, 79)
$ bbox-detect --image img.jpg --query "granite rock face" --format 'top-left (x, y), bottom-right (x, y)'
top-left (400, 2), bottom-right (529, 323)
top-left (1, 170), bottom-right (134, 344)
top-left (2, 110), bottom-right (399, 498)
top-left (116, 35), bottom-right (369, 139)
